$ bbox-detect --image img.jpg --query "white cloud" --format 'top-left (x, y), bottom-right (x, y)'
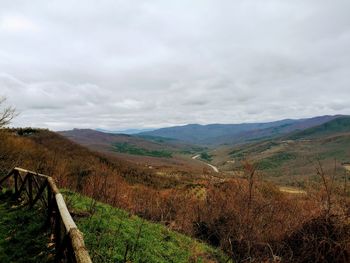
top-left (0, 0), bottom-right (349, 130)
top-left (0, 14), bottom-right (40, 33)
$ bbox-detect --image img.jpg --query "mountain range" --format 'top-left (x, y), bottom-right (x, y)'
top-left (95, 128), bottom-right (155, 134)
top-left (59, 115), bottom-right (350, 180)
top-left (138, 115), bottom-right (345, 145)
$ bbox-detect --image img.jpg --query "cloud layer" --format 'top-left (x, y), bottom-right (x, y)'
top-left (1, 0), bottom-right (350, 130)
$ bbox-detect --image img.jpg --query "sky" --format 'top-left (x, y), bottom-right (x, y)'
top-left (0, 0), bottom-right (350, 130)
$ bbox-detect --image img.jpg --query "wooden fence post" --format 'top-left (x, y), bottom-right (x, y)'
top-left (55, 204), bottom-right (62, 262)
top-left (1, 168), bottom-right (93, 263)
top-left (47, 184), bottom-right (52, 226)
top-left (28, 174), bottom-right (33, 208)
top-left (14, 171), bottom-right (18, 195)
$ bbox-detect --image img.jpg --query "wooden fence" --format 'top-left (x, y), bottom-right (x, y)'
top-left (0, 167), bottom-right (92, 263)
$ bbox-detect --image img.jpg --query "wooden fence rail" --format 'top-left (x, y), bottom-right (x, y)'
top-left (0, 167), bottom-right (92, 263)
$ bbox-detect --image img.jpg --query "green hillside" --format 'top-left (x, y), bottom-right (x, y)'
top-left (289, 116), bottom-right (350, 139)
top-left (215, 118), bottom-right (350, 185)
top-left (0, 188), bottom-right (229, 263)
top-left (63, 190), bottom-right (230, 263)
top-left (0, 192), bottom-right (52, 263)
top-left (112, 142), bottom-right (173, 158)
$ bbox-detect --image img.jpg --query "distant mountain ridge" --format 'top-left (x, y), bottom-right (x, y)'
top-left (95, 128), bottom-right (155, 134)
top-left (138, 115), bottom-right (345, 145)
top-left (287, 116), bottom-right (350, 140)
top-left (58, 128), bottom-right (201, 158)
top-left (214, 116), bottom-right (350, 183)
top-left (58, 129), bottom-right (172, 151)
top-left (61, 115), bottom-right (348, 148)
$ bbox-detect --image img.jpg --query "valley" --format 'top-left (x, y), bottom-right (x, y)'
top-left (192, 154), bottom-right (219, 173)
top-left (60, 115), bottom-right (350, 187)
top-left (2, 1), bottom-right (350, 262)
top-left (1, 115), bottom-right (350, 262)
top-left (59, 128), bottom-right (212, 177)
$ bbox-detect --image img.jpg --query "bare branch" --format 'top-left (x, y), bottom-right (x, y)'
top-left (0, 96), bottom-right (17, 127)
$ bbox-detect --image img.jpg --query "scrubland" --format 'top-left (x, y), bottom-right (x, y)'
top-left (0, 129), bottom-right (349, 262)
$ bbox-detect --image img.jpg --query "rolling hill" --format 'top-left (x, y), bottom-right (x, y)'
top-left (59, 129), bottom-right (179, 154)
top-left (287, 116), bottom-right (350, 140)
top-left (0, 130), bottom-right (230, 262)
top-left (64, 190), bottom-right (229, 262)
top-left (96, 128), bottom-right (155, 134)
top-left (0, 128), bottom-right (171, 188)
top-left (211, 116), bottom-right (350, 185)
top-left (2, 123), bottom-right (350, 262)
top-left (58, 116), bottom-right (349, 178)
top-left (58, 129), bottom-right (210, 174)
top-left (139, 115), bottom-right (343, 145)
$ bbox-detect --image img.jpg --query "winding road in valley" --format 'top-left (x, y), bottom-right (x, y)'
top-left (192, 154), bottom-right (219, 173)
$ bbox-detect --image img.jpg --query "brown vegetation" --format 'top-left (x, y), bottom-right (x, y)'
top-left (0, 128), bottom-right (349, 262)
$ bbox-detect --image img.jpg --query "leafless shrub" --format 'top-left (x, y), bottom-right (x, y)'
top-left (1, 129), bottom-right (350, 262)
top-left (0, 97), bottom-right (16, 128)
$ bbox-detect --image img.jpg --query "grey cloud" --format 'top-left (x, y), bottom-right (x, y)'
top-left (0, 0), bottom-right (350, 130)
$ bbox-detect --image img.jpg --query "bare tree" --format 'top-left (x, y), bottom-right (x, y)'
top-left (0, 97), bottom-right (16, 127)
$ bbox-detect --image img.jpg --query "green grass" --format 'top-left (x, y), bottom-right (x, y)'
top-left (200, 152), bottom-right (213, 162)
top-left (137, 135), bottom-right (176, 143)
top-left (179, 150), bottom-right (196, 155)
top-left (314, 136), bottom-right (350, 162)
top-left (317, 149), bottom-right (348, 161)
top-left (112, 142), bottom-right (173, 158)
top-left (229, 149), bottom-right (245, 158)
top-left (0, 191), bottom-right (53, 263)
top-left (257, 152), bottom-right (297, 170)
top-left (63, 190), bottom-right (230, 263)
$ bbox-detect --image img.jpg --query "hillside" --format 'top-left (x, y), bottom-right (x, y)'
top-left (0, 192), bottom-right (52, 263)
top-left (59, 129), bottom-right (210, 175)
top-left (212, 116), bottom-right (350, 185)
top-left (288, 116), bottom-right (350, 140)
top-left (59, 129), bottom-right (179, 153)
top-left (0, 128), bottom-right (201, 189)
top-left (96, 128), bottom-right (155, 134)
top-left (64, 190), bottom-right (229, 263)
top-left (1, 127), bottom-right (350, 262)
top-left (139, 115), bottom-right (342, 145)
top-left (0, 176), bottom-right (228, 263)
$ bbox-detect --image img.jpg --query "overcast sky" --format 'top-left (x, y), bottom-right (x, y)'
top-left (1, 0), bottom-right (350, 130)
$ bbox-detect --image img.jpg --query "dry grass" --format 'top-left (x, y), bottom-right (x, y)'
top-left (1, 129), bottom-right (349, 262)
top-left (279, 186), bottom-right (307, 195)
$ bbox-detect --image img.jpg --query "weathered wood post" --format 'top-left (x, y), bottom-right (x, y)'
top-left (14, 171), bottom-right (18, 195)
top-left (54, 203), bottom-right (62, 262)
top-left (0, 168), bottom-right (93, 263)
top-left (47, 184), bottom-right (52, 226)
top-left (28, 173), bottom-right (33, 208)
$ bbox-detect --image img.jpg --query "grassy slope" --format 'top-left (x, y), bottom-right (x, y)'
top-left (0, 188), bottom-right (228, 262)
top-left (63, 190), bottom-right (229, 263)
top-left (57, 129), bottom-right (209, 175)
top-left (214, 132), bottom-right (350, 185)
top-left (0, 191), bottom-right (53, 263)
top-left (59, 129), bottom-right (201, 156)
top-left (288, 116), bottom-right (350, 139)
top-left (112, 142), bottom-right (173, 158)
top-left (2, 129), bottom-right (195, 189)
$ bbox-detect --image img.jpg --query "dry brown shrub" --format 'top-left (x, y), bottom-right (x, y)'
top-left (1, 129), bottom-right (350, 262)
